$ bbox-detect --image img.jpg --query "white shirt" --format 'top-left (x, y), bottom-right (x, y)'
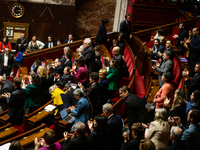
top-left (4, 53), bottom-right (8, 67)
top-left (68, 40), bottom-right (73, 43)
top-left (49, 42), bottom-right (53, 48)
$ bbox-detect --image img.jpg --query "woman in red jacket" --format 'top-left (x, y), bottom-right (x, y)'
top-left (0, 36), bottom-right (12, 52)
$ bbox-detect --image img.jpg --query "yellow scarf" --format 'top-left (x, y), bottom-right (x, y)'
top-left (51, 88), bottom-right (65, 115)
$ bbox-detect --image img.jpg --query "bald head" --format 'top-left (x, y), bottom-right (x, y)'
top-left (170, 126), bottom-right (183, 141)
top-left (0, 76), bottom-right (4, 85)
top-left (112, 46), bottom-right (120, 56)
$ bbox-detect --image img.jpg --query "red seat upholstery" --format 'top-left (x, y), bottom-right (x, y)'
top-left (166, 27), bottom-right (179, 45)
top-left (196, 21), bottom-right (200, 28)
top-left (147, 32), bottom-right (155, 48)
top-left (177, 78), bottom-right (183, 89)
top-left (172, 57), bottom-right (181, 89)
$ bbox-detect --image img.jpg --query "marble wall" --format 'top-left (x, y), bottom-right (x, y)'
top-left (73, 0), bottom-right (116, 40)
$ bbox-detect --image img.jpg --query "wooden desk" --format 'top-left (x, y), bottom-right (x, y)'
top-left (0, 113), bottom-right (9, 127)
top-left (99, 44), bottom-right (111, 58)
top-left (0, 126), bottom-right (19, 141)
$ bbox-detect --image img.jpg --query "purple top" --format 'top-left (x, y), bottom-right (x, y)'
top-left (39, 143), bottom-right (62, 150)
top-left (74, 64), bottom-right (88, 84)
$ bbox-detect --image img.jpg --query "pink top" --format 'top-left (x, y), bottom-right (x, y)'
top-left (39, 143), bottom-right (61, 150)
top-left (74, 64), bottom-right (88, 84)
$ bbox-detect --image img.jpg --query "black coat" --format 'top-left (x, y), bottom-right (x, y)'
top-left (125, 93), bottom-right (151, 129)
top-left (62, 135), bottom-right (91, 150)
top-left (81, 45), bottom-right (95, 73)
top-left (44, 42), bottom-right (57, 49)
top-left (121, 137), bottom-right (142, 150)
top-left (54, 65), bottom-right (64, 76)
top-left (96, 24), bottom-right (107, 44)
top-left (164, 141), bottom-right (189, 150)
top-left (0, 53), bottom-right (14, 74)
top-left (66, 88), bottom-right (78, 106)
top-left (119, 20), bottom-right (132, 41)
top-left (56, 74), bottom-right (71, 87)
top-left (15, 38), bottom-right (28, 53)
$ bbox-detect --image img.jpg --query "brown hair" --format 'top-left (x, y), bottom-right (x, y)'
top-left (43, 130), bottom-right (56, 146)
top-left (9, 141), bottom-right (24, 150)
top-left (131, 123), bottom-right (144, 137)
top-left (171, 89), bottom-right (186, 111)
top-left (13, 77), bottom-right (21, 87)
top-left (140, 139), bottom-right (155, 150)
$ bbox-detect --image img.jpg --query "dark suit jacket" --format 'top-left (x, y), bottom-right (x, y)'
top-left (107, 114), bottom-right (123, 150)
top-left (81, 45), bottom-right (95, 73)
top-left (0, 53), bottom-right (14, 74)
top-left (64, 39), bottom-right (74, 44)
top-left (54, 65), bottom-right (64, 76)
top-left (94, 59), bottom-right (102, 72)
top-left (178, 28), bottom-right (188, 42)
top-left (189, 35), bottom-right (200, 61)
top-left (119, 20), bottom-right (132, 40)
top-left (63, 59), bottom-right (72, 68)
top-left (15, 38), bottom-right (28, 53)
top-left (61, 54), bottom-right (66, 65)
top-left (86, 83), bottom-right (100, 116)
top-left (153, 44), bottom-right (164, 59)
top-left (121, 137), bottom-right (142, 150)
top-left (184, 73), bottom-right (200, 101)
top-left (56, 74), bottom-right (71, 87)
top-left (0, 80), bottom-right (15, 110)
top-left (6, 87), bottom-right (26, 124)
top-left (125, 93), bottom-right (151, 129)
top-left (44, 42), bottom-right (57, 49)
top-left (164, 141), bottom-right (189, 150)
top-left (166, 47), bottom-right (174, 60)
top-left (62, 135), bottom-right (91, 150)
top-left (96, 24), bottom-right (107, 44)
top-left (66, 88), bottom-right (78, 106)
top-left (116, 41), bottom-right (125, 55)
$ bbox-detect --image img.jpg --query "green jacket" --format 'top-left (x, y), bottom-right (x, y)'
top-left (107, 66), bottom-right (119, 91)
top-left (24, 84), bottom-right (41, 108)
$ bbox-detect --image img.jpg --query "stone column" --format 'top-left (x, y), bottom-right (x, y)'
top-left (113, 0), bottom-right (128, 32)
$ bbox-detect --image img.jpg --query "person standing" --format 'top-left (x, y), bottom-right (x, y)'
top-left (120, 13), bottom-right (132, 42)
top-left (15, 32), bottom-right (28, 53)
top-left (96, 18), bottom-right (109, 44)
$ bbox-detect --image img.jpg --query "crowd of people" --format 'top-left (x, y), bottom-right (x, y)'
top-left (0, 13), bottom-right (200, 150)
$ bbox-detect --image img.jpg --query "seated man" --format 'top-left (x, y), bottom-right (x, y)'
top-left (2, 77), bottom-right (26, 125)
top-left (64, 34), bottom-right (74, 44)
top-left (182, 62), bottom-right (200, 101)
top-left (62, 52), bottom-right (72, 68)
top-left (55, 67), bottom-right (71, 88)
top-left (44, 35), bottom-right (57, 49)
top-left (61, 47), bottom-right (70, 65)
top-left (0, 47), bottom-right (14, 77)
top-left (30, 58), bottom-right (45, 74)
top-left (0, 76), bottom-right (15, 112)
top-left (62, 122), bottom-right (91, 150)
top-left (149, 39), bottom-right (164, 60)
top-left (78, 72), bottom-right (100, 116)
top-left (64, 83), bottom-right (78, 106)
top-left (168, 108), bottom-right (200, 150)
top-left (152, 51), bottom-right (174, 87)
top-left (53, 58), bottom-right (63, 76)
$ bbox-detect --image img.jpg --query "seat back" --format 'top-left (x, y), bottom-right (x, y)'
top-left (172, 57), bottom-right (181, 89)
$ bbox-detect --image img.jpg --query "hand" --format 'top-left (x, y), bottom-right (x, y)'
top-left (152, 66), bottom-right (156, 70)
top-left (29, 71), bottom-right (34, 75)
top-left (1, 93), bottom-right (8, 98)
top-left (122, 132), bottom-right (129, 143)
top-left (63, 131), bottom-right (68, 140)
top-left (34, 137), bottom-right (41, 150)
top-left (73, 65), bottom-right (76, 70)
top-left (129, 34), bottom-right (132, 39)
top-left (142, 123), bottom-right (148, 128)
top-left (168, 116), bottom-right (175, 126)
top-left (149, 48), bottom-right (153, 51)
top-left (173, 34), bottom-right (178, 38)
top-left (157, 51), bottom-right (162, 57)
top-left (182, 69), bottom-right (189, 79)
top-left (78, 82), bottom-right (83, 89)
top-left (70, 134), bottom-right (75, 139)
top-left (174, 116), bottom-right (182, 126)
top-left (88, 120), bottom-right (94, 130)
top-left (66, 108), bottom-right (71, 112)
top-left (163, 97), bottom-right (170, 107)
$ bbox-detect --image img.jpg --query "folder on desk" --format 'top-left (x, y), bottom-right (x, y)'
top-left (44, 104), bottom-right (56, 112)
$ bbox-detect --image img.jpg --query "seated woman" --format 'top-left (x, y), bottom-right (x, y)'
top-left (24, 74), bottom-right (42, 114)
top-left (121, 123), bottom-right (144, 150)
top-left (28, 35), bottom-right (45, 52)
top-left (0, 36), bottom-right (12, 52)
top-left (9, 141), bottom-right (24, 150)
top-left (164, 88), bottom-right (186, 126)
top-left (107, 59), bottom-right (120, 99)
top-left (154, 72), bottom-right (174, 109)
top-left (139, 139), bottom-right (155, 150)
top-left (67, 88), bottom-right (90, 125)
top-left (34, 130), bottom-right (62, 150)
top-left (71, 56), bottom-right (88, 86)
top-left (49, 84), bottom-right (71, 116)
top-left (143, 108), bottom-right (170, 150)
top-left (88, 115), bottom-right (107, 150)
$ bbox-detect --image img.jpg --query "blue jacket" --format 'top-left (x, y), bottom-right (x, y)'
top-left (189, 35), bottom-right (200, 61)
top-left (71, 97), bottom-right (90, 125)
top-left (98, 78), bottom-right (108, 100)
top-left (15, 51), bottom-right (23, 62)
top-left (153, 45), bottom-right (164, 59)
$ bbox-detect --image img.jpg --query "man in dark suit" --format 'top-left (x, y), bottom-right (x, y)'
top-left (62, 122), bottom-right (91, 150)
top-left (81, 38), bottom-right (95, 74)
top-left (0, 47), bottom-right (14, 77)
top-left (78, 72), bottom-right (100, 116)
top-left (150, 39), bottom-right (164, 60)
top-left (103, 103), bottom-right (123, 150)
top-left (169, 108), bottom-right (200, 150)
top-left (182, 62), bottom-right (200, 101)
top-left (152, 51), bottom-right (174, 87)
top-left (0, 76), bottom-right (15, 112)
top-left (61, 47), bottom-right (70, 65)
top-left (186, 27), bottom-right (200, 69)
top-left (15, 32), bottom-right (28, 53)
top-left (62, 52), bottom-right (72, 68)
top-left (64, 83), bottom-right (78, 106)
top-left (55, 67), bottom-right (71, 88)
top-left (165, 40), bottom-right (174, 60)
top-left (164, 126), bottom-right (189, 150)
top-left (119, 86), bottom-right (151, 130)
top-left (64, 34), bottom-right (74, 44)
top-left (173, 23), bottom-right (188, 55)
top-left (119, 13), bottom-right (132, 42)
top-left (44, 35), bottom-right (57, 49)
top-left (53, 58), bottom-right (63, 76)
top-left (2, 77), bottom-right (26, 125)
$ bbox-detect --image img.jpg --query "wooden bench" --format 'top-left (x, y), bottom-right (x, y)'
top-left (0, 123), bottom-right (19, 142)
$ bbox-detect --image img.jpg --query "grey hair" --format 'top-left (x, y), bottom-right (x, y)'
top-left (84, 38), bottom-right (91, 45)
top-left (49, 84), bottom-right (58, 94)
top-left (75, 121), bottom-right (86, 135)
top-left (170, 126), bottom-right (183, 141)
top-left (64, 47), bottom-right (70, 51)
top-left (64, 83), bottom-right (72, 89)
top-left (73, 88), bottom-right (84, 97)
top-left (103, 103), bottom-right (113, 114)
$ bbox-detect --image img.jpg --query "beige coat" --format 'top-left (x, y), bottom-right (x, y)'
top-left (145, 120), bottom-right (170, 150)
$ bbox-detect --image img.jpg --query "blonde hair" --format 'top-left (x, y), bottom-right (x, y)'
top-left (140, 139), bottom-right (155, 150)
top-left (99, 69), bottom-right (107, 75)
top-left (171, 89), bottom-right (186, 111)
top-left (155, 108), bottom-right (169, 126)
top-left (49, 84), bottom-right (58, 94)
top-left (37, 66), bottom-right (47, 79)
